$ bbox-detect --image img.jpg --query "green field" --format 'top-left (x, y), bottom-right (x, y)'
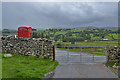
top-left (0, 59), bottom-right (1, 79)
top-left (55, 40), bottom-right (118, 56)
top-left (2, 53), bottom-right (58, 78)
top-left (69, 50), bottom-right (105, 56)
top-left (56, 47), bottom-right (106, 55)
top-left (42, 28), bottom-right (118, 42)
top-left (55, 41), bottom-right (119, 46)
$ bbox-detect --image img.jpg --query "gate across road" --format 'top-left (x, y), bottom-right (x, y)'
top-left (55, 49), bottom-right (106, 64)
top-left (48, 48), bottom-right (118, 78)
top-left (49, 47), bottom-right (118, 78)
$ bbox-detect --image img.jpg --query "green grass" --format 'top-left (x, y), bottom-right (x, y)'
top-left (55, 31), bottom-right (67, 35)
top-left (0, 53), bottom-right (2, 79)
top-left (0, 59), bottom-right (1, 79)
top-left (2, 53), bottom-right (58, 78)
top-left (70, 50), bottom-right (105, 56)
top-left (106, 62), bottom-right (117, 67)
top-left (55, 41), bottom-right (119, 56)
top-left (56, 47), bottom-right (105, 56)
top-left (55, 41), bottom-right (118, 46)
top-left (118, 74), bottom-right (120, 78)
top-left (112, 34), bottom-right (119, 39)
top-left (106, 62), bottom-right (120, 78)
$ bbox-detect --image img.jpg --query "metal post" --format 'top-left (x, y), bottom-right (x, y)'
top-left (53, 45), bottom-right (55, 61)
top-left (80, 53), bottom-right (82, 62)
top-left (106, 45), bottom-right (109, 63)
top-left (93, 54), bottom-right (94, 62)
top-left (67, 52), bottom-right (69, 63)
top-left (67, 48), bottom-right (69, 63)
top-left (81, 47), bottom-right (82, 51)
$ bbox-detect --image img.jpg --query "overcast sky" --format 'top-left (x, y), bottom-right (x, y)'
top-left (2, 2), bottom-right (118, 30)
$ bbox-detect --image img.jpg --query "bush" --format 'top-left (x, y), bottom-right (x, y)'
top-left (56, 43), bottom-right (62, 48)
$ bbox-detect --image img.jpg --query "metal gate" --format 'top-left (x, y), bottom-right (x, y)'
top-left (55, 48), bottom-right (106, 64)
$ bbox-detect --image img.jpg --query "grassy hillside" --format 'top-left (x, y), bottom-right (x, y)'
top-left (35, 28), bottom-right (118, 42)
top-left (2, 28), bottom-right (118, 43)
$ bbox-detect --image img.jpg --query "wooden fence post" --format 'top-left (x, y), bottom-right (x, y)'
top-left (41, 41), bottom-right (44, 58)
top-left (106, 45), bottom-right (109, 63)
top-left (53, 45), bottom-right (55, 61)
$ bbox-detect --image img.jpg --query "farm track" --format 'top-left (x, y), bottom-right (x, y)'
top-left (51, 49), bottom-right (118, 78)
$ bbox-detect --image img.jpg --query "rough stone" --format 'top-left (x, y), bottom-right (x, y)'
top-left (4, 54), bottom-right (12, 57)
top-left (113, 65), bottom-right (117, 69)
top-left (107, 46), bottom-right (120, 62)
top-left (2, 37), bottom-right (54, 60)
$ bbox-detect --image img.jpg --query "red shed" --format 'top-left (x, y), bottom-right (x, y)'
top-left (18, 26), bottom-right (32, 38)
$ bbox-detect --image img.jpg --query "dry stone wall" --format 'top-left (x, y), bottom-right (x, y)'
top-left (107, 46), bottom-right (120, 62)
top-left (1, 36), bottom-right (54, 60)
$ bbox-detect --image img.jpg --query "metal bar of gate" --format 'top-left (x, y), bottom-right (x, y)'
top-left (93, 54), bottom-right (94, 62)
top-left (53, 45), bottom-right (55, 61)
top-left (57, 46), bottom-right (105, 47)
top-left (55, 46), bottom-right (106, 63)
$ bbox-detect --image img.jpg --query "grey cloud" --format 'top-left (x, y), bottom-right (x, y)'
top-left (2, 2), bottom-right (118, 30)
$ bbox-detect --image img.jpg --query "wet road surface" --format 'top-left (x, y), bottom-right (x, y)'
top-left (52, 49), bottom-right (118, 78)
top-left (55, 49), bottom-right (106, 64)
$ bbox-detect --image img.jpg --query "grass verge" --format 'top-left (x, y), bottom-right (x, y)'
top-left (2, 53), bottom-right (58, 78)
top-left (106, 62), bottom-right (120, 78)
top-left (0, 53), bottom-right (2, 79)
top-left (0, 59), bottom-right (1, 79)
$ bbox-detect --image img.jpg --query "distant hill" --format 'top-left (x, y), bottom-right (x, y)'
top-left (100, 27), bottom-right (118, 29)
top-left (73, 26), bottom-right (97, 29)
top-left (74, 26), bottom-right (118, 30)
top-left (52, 26), bottom-right (118, 30)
